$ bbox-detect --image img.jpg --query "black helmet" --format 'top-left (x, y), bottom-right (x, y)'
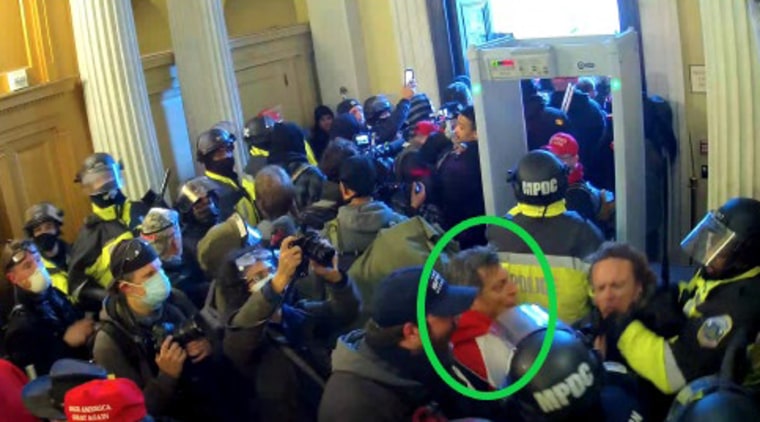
top-left (74, 153), bottom-right (124, 196)
top-left (509, 150), bottom-right (569, 206)
top-left (23, 203), bottom-right (64, 236)
top-left (364, 95), bottom-right (392, 125)
top-left (681, 197), bottom-right (760, 276)
top-left (243, 115), bottom-right (278, 151)
top-left (509, 328), bottom-right (604, 421)
top-left (176, 177), bottom-right (217, 214)
top-left (665, 376), bottom-right (760, 422)
top-left (196, 122), bottom-right (236, 163)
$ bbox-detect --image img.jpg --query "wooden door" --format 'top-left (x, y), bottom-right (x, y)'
top-left (0, 79), bottom-right (93, 244)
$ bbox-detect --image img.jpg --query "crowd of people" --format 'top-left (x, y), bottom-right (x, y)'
top-left (1, 75), bottom-right (759, 422)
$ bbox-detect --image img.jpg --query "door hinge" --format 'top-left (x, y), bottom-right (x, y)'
top-left (283, 73), bottom-right (289, 86)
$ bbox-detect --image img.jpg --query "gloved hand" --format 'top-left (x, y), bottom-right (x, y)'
top-left (633, 283), bottom-right (687, 338)
top-left (600, 311), bottom-right (636, 364)
top-left (576, 307), bottom-right (603, 349)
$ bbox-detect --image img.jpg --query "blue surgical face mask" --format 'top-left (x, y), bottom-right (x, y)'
top-left (130, 271), bottom-right (171, 309)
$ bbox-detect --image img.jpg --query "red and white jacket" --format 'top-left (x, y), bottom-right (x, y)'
top-left (451, 310), bottom-right (514, 389)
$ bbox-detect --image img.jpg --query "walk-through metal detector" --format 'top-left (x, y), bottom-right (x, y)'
top-left (469, 29), bottom-right (646, 251)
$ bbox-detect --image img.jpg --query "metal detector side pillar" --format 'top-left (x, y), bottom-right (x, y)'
top-left (469, 45), bottom-right (528, 217)
top-left (610, 32), bottom-right (646, 251)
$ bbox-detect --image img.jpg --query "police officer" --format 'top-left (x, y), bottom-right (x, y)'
top-left (68, 153), bottom-right (151, 307)
top-left (364, 81), bottom-right (416, 147)
top-left (243, 114), bottom-right (318, 179)
top-left (503, 305), bottom-right (645, 422)
top-left (601, 197), bottom-right (760, 395)
top-left (196, 122), bottom-right (259, 226)
top-left (175, 177), bottom-right (221, 264)
top-left (664, 376), bottom-right (760, 421)
top-left (23, 202), bottom-right (70, 272)
top-left (487, 150), bottom-right (604, 324)
top-left (2, 240), bottom-right (93, 374)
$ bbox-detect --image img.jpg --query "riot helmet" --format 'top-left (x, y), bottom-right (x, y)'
top-left (23, 202), bottom-right (64, 237)
top-left (681, 197), bottom-right (760, 278)
top-left (175, 177), bottom-right (220, 226)
top-left (364, 95), bottom-right (392, 126)
top-left (509, 150), bottom-right (569, 207)
top-left (501, 306), bottom-right (603, 421)
top-left (665, 376), bottom-right (760, 422)
top-left (243, 114), bottom-right (279, 151)
top-left (196, 122), bottom-right (236, 163)
top-left (74, 153), bottom-right (125, 196)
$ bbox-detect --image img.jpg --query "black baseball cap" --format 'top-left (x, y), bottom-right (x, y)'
top-left (22, 359), bottom-right (109, 420)
top-left (109, 238), bottom-right (159, 285)
top-left (372, 266), bottom-right (477, 328)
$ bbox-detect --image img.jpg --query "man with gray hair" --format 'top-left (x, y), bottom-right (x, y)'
top-left (140, 208), bottom-right (209, 308)
top-left (449, 246), bottom-right (519, 388)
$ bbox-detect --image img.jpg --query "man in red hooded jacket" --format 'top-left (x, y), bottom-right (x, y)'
top-left (450, 247), bottom-right (519, 388)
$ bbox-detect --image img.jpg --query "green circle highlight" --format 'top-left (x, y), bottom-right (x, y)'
top-left (417, 215), bottom-right (558, 401)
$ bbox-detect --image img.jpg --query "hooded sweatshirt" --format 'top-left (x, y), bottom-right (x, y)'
top-left (327, 201), bottom-right (408, 254)
top-left (450, 309), bottom-right (514, 389)
top-left (319, 330), bottom-right (508, 422)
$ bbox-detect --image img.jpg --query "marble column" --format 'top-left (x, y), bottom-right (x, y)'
top-left (68, 0), bottom-right (165, 200)
top-left (165, 0), bottom-right (247, 171)
top-left (700, 0), bottom-right (760, 207)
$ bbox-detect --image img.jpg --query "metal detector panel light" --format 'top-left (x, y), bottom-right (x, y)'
top-left (481, 46), bottom-right (557, 80)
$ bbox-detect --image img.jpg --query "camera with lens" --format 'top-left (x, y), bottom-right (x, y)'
top-left (290, 230), bottom-right (336, 278)
top-left (151, 318), bottom-right (205, 350)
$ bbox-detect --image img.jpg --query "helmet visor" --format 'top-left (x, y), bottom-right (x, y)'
top-left (80, 164), bottom-right (123, 196)
top-left (681, 212), bottom-right (738, 267)
top-left (178, 183), bottom-right (209, 213)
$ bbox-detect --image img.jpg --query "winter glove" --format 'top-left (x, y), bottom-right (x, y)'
top-left (600, 311), bottom-right (636, 364)
top-left (633, 283), bottom-right (687, 338)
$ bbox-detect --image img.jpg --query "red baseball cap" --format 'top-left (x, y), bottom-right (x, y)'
top-left (414, 121), bottom-right (440, 137)
top-left (64, 378), bottom-right (147, 422)
top-left (544, 132), bottom-right (579, 156)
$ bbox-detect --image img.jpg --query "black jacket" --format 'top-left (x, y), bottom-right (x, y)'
top-left (285, 161), bottom-right (326, 212)
top-left (524, 94), bottom-right (570, 151)
top-left (4, 287), bottom-right (86, 374)
top-left (549, 91), bottom-right (607, 185)
top-left (163, 257), bottom-right (209, 310)
top-left (435, 141), bottom-right (486, 249)
top-left (68, 200), bottom-right (149, 305)
top-left (373, 99), bottom-right (411, 145)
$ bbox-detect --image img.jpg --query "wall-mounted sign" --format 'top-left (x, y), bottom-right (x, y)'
top-left (700, 140), bottom-right (708, 155)
top-left (690, 65), bottom-right (706, 93)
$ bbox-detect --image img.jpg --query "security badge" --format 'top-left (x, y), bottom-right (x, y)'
top-left (697, 315), bottom-right (733, 349)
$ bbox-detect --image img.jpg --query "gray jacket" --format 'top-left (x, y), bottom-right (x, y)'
top-left (319, 331), bottom-right (508, 422)
top-left (324, 201), bottom-right (408, 254)
top-left (223, 272), bottom-right (361, 380)
top-left (92, 290), bottom-right (197, 416)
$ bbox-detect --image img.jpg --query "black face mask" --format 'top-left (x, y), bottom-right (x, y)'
top-left (90, 190), bottom-right (127, 208)
top-left (34, 233), bottom-right (59, 252)
top-left (193, 199), bottom-right (220, 226)
top-left (206, 157), bottom-right (236, 179)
